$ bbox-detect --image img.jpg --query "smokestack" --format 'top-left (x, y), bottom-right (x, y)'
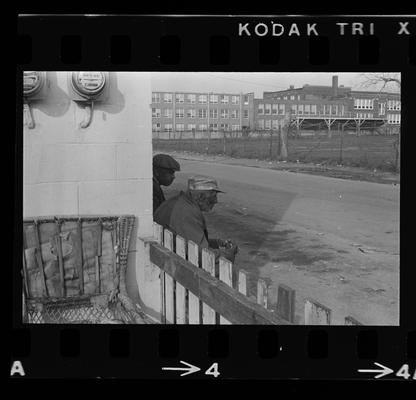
top-left (332, 75), bottom-right (338, 97)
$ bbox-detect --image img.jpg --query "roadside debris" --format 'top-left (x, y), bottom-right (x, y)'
top-left (363, 287), bottom-right (386, 295)
top-left (234, 207), bottom-right (248, 216)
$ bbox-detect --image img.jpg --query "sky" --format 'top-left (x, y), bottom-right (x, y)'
top-left (150, 72), bottom-right (400, 97)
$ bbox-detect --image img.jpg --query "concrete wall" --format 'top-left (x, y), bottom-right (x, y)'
top-left (23, 71), bottom-right (157, 315)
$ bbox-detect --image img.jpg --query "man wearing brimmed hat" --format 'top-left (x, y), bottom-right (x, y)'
top-left (154, 175), bottom-right (238, 263)
top-left (153, 154), bottom-right (181, 213)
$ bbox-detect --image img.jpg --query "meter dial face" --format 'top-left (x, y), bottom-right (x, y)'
top-left (23, 71), bottom-right (44, 96)
top-left (72, 72), bottom-right (106, 97)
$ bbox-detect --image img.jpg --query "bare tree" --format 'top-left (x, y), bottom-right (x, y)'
top-left (358, 73), bottom-right (401, 93)
top-left (358, 73), bottom-right (401, 172)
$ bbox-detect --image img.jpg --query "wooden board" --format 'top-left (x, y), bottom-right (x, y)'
top-left (201, 248), bottom-right (216, 324)
top-left (175, 235), bottom-right (187, 325)
top-left (344, 315), bottom-right (363, 325)
top-left (164, 229), bottom-right (175, 324)
top-left (188, 241), bottom-right (200, 324)
top-left (276, 284), bottom-right (296, 323)
top-left (238, 270), bottom-right (247, 296)
top-left (219, 257), bottom-right (233, 325)
top-left (257, 279), bottom-right (268, 309)
top-left (304, 298), bottom-right (332, 325)
top-left (150, 242), bottom-right (291, 325)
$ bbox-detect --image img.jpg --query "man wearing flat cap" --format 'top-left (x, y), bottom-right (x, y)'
top-left (154, 175), bottom-right (238, 264)
top-left (153, 154), bottom-right (181, 213)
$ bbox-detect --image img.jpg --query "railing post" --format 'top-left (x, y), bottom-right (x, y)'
top-left (276, 284), bottom-right (296, 323)
top-left (219, 257), bottom-right (233, 324)
top-left (257, 279), bottom-right (268, 309)
top-left (238, 270), bottom-right (248, 296)
top-left (304, 298), bottom-right (331, 325)
top-left (164, 229), bottom-right (175, 324)
top-left (188, 241), bottom-right (200, 324)
top-left (201, 248), bottom-right (216, 324)
top-left (153, 223), bottom-right (165, 323)
top-left (175, 235), bottom-right (187, 325)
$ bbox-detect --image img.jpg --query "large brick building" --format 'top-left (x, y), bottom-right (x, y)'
top-left (151, 91), bottom-right (255, 138)
top-left (257, 76), bottom-right (401, 133)
top-left (151, 76), bottom-right (400, 136)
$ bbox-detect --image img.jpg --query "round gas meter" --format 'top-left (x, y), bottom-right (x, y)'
top-left (70, 71), bottom-right (107, 99)
top-left (23, 71), bottom-right (45, 97)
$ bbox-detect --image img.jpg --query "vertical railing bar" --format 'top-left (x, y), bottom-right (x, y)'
top-left (160, 272), bottom-right (166, 324)
top-left (154, 223), bottom-right (166, 324)
top-left (33, 220), bottom-right (48, 297)
top-left (187, 241), bottom-right (200, 324)
top-left (76, 218), bottom-right (84, 295)
top-left (22, 247), bottom-right (30, 299)
top-left (219, 257), bottom-right (233, 324)
top-left (238, 270), bottom-right (247, 296)
top-left (95, 218), bottom-right (102, 294)
top-left (201, 248), bottom-right (216, 324)
top-left (163, 229), bottom-right (175, 324)
top-left (257, 279), bottom-right (268, 309)
top-left (54, 218), bottom-right (66, 297)
top-left (22, 226), bottom-right (31, 298)
top-left (175, 235), bottom-right (187, 325)
top-left (112, 219), bottom-right (119, 292)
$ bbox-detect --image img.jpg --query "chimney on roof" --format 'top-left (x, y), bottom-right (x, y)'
top-left (332, 75), bottom-right (338, 97)
top-left (290, 85), bottom-right (294, 89)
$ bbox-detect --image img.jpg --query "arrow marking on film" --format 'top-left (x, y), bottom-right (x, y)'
top-left (358, 362), bottom-right (394, 379)
top-left (162, 360), bottom-right (201, 377)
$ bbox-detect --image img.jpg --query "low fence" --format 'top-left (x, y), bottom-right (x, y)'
top-left (149, 223), bottom-right (363, 325)
top-left (21, 216), bottom-right (364, 325)
top-left (153, 130), bottom-right (400, 172)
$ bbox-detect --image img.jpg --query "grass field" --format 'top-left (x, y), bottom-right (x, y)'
top-left (153, 132), bottom-right (400, 172)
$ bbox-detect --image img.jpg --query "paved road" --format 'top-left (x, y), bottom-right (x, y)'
top-left (163, 158), bottom-right (400, 325)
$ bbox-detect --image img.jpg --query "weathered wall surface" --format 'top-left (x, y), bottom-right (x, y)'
top-left (23, 71), bottom-right (156, 313)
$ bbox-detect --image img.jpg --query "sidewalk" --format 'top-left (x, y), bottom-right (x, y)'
top-left (156, 150), bottom-right (400, 185)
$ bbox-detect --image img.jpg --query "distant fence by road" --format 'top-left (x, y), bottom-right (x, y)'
top-left (153, 129), bottom-right (400, 173)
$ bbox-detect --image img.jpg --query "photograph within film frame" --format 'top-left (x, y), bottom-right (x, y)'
top-left (13, 14), bottom-right (415, 380)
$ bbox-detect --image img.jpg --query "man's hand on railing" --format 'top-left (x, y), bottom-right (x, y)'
top-left (209, 238), bottom-right (239, 263)
top-left (218, 239), bottom-right (239, 263)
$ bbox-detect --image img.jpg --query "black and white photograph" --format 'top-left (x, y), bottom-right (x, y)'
top-left (22, 71), bottom-right (400, 326)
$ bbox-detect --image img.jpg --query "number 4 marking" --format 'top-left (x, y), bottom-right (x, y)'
top-left (205, 363), bottom-right (220, 378)
top-left (395, 364), bottom-right (416, 380)
top-left (396, 364), bottom-right (410, 380)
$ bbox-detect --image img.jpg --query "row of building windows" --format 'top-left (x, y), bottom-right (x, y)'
top-left (354, 98), bottom-right (374, 109)
top-left (152, 108), bottom-right (249, 119)
top-left (258, 104), bottom-right (286, 115)
top-left (354, 98), bottom-right (401, 111)
top-left (270, 94), bottom-right (301, 101)
top-left (356, 112), bottom-right (374, 119)
top-left (387, 114), bottom-right (401, 124)
top-left (153, 123), bottom-right (242, 132)
top-left (355, 112), bottom-right (400, 121)
top-left (152, 93), bottom-right (250, 105)
top-left (257, 103), bottom-right (346, 116)
top-left (257, 119), bottom-right (285, 129)
top-left (387, 100), bottom-right (401, 111)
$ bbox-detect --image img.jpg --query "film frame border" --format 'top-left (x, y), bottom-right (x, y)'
top-left (13, 14), bottom-right (415, 380)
